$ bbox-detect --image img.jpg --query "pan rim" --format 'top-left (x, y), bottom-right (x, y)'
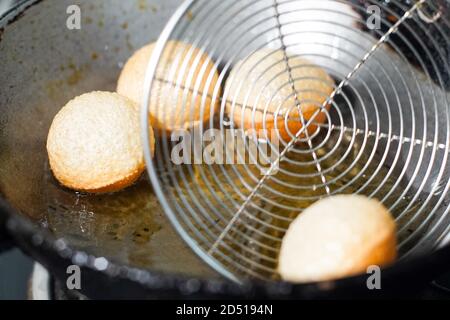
top-left (0, 0), bottom-right (41, 27)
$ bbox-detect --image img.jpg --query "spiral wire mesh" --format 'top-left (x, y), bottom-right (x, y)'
top-left (142, 0), bottom-right (450, 282)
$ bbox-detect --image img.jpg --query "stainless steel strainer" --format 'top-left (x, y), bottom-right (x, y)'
top-left (141, 0), bottom-right (450, 283)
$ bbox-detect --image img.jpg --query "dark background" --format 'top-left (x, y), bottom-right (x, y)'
top-left (0, 249), bottom-right (33, 299)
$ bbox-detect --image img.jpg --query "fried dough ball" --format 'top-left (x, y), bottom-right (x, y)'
top-left (117, 40), bottom-right (220, 133)
top-left (225, 50), bottom-right (334, 141)
top-left (47, 91), bottom-right (154, 193)
top-left (278, 195), bottom-right (397, 282)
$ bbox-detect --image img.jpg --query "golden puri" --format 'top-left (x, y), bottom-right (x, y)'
top-left (278, 195), bottom-right (397, 282)
top-left (117, 40), bottom-right (220, 133)
top-left (225, 49), bottom-right (334, 142)
top-left (47, 91), bottom-right (155, 193)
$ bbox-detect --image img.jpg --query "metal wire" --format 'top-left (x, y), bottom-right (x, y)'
top-left (142, 0), bottom-right (450, 282)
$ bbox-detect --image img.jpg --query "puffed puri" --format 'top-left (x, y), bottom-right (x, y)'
top-left (117, 40), bottom-right (221, 133)
top-left (225, 49), bottom-right (335, 142)
top-left (47, 91), bottom-right (155, 193)
top-left (278, 195), bottom-right (397, 283)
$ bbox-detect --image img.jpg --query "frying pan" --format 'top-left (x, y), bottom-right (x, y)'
top-left (0, 0), bottom-right (449, 299)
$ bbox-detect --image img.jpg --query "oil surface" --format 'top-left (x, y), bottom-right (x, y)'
top-left (43, 164), bottom-right (218, 278)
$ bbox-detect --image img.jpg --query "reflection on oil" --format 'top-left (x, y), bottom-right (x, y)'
top-left (44, 164), bottom-right (217, 279)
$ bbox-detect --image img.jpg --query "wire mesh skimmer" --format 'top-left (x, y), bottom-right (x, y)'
top-left (141, 0), bottom-right (450, 283)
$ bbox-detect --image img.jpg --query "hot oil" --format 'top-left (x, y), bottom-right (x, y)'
top-left (43, 163), bottom-right (218, 278)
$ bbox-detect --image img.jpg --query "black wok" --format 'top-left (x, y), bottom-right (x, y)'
top-left (0, 0), bottom-right (449, 299)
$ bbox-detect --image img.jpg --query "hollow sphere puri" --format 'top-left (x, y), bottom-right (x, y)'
top-left (278, 195), bottom-right (397, 283)
top-left (47, 91), bottom-right (155, 193)
top-left (225, 49), bottom-right (335, 142)
top-left (117, 40), bottom-right (221, 133)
